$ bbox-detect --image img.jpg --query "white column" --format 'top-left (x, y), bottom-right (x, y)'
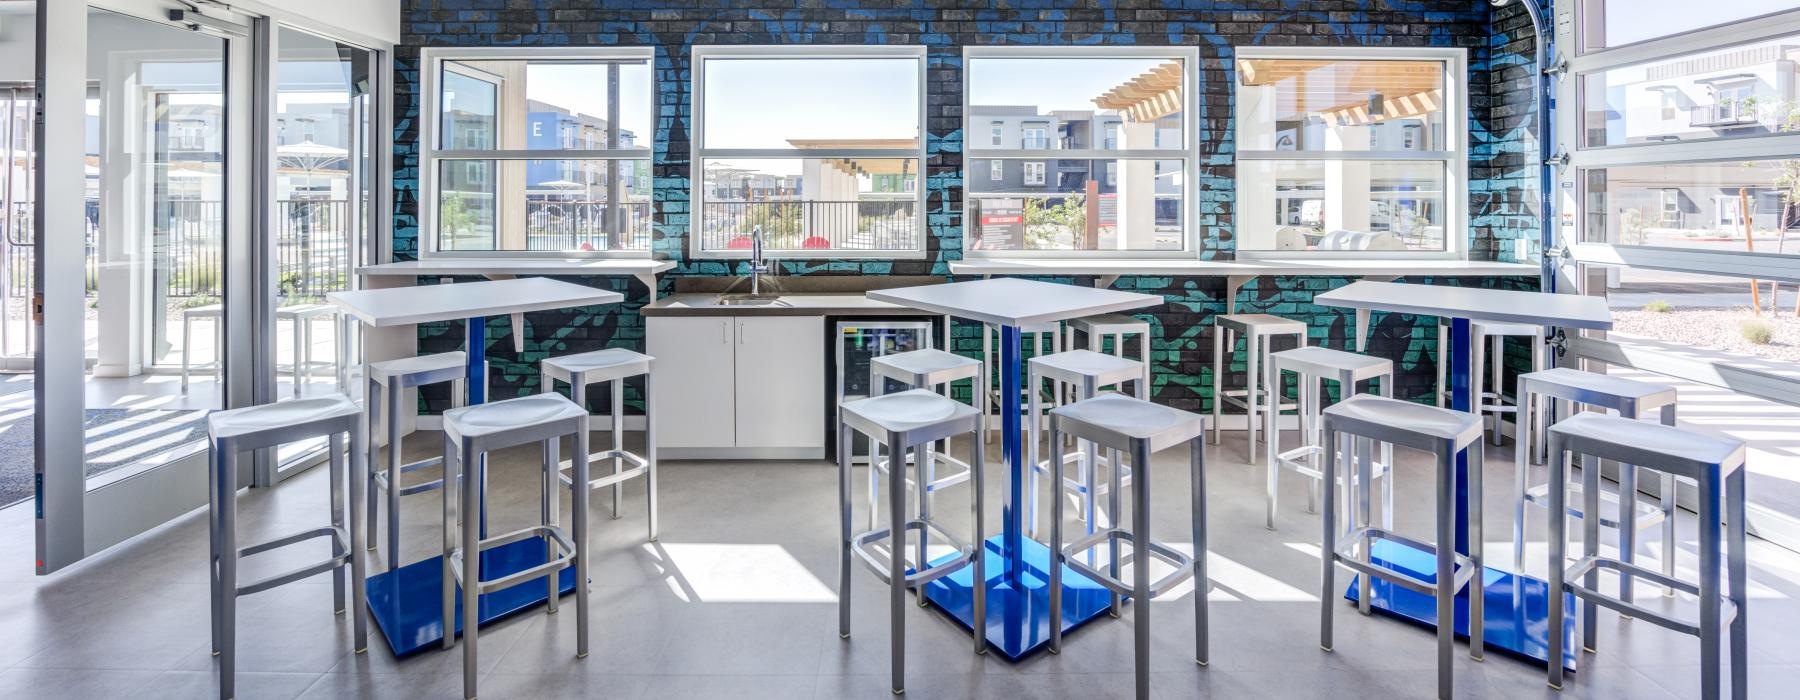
top-left (1325, 124), bottom-right (1372, 233)
top-left (93, 55), bottom-right (144, 377)
top-left (1237, 88), bottom-right (1280, 250)
top-left (1116, 121), bottom-right (1157, 250)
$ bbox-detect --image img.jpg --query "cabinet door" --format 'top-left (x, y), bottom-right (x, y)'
top-left (648, 316), bottom-right (736, 448)
top-left (733, 316), bottom-right (825, 449)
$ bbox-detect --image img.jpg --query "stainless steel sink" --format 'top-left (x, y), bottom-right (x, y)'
top-left (715, 292), bottom-right (788, 306)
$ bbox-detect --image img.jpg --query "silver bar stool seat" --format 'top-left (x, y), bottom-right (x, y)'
top-left (1210, 313), bottom-right (1304, 463)
top-left (541, 347), bottom-right (658, 540)
top-left (441, 393), bottom-right (592, 700)
top-left (365, 351), bottom-right (468, 570)
top-left (867, 348), bottom-right (983, 536)
top-left (207, 394), bottom-right (367, 700)
top-left (1320, 394), bottom-right (1485, 700)
top-left (1264, 346), bottom-right (1394, 531)
top-left (1436, 318), bottom-right (1545, 445)
top-left (1026, 349), bottom-right (1145, 540)
top-left (1066, 312), bottom-right (1153, 391)
top-left (837, 389), bottom-right (987, 695)
top-left (1546, 414), bottom-right (1747, 699)
top-left (1514, 367), bottom-right (1677, 590)
top-left (1046, 394), bottom-right (1208, 700)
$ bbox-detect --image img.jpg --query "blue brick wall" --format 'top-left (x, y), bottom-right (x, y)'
top-left (398, 1), bottom-right (1545, 415)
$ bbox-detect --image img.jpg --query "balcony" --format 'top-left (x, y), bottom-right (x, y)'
top-left (1690, 103), bottom-right (1760, 128)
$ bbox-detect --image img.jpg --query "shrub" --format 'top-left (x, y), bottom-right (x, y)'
top-left (1741, 320), bottom-right (1775, 345)
top-left (1643, 299), bottom-right (1673, 313)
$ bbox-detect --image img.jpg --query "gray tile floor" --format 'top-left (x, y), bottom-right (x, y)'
top-left (2, 427), bottom-right (1797, 699)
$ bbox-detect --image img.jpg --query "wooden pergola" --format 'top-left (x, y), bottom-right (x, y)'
top-left (1238, 58), bottom-right (1444, 126)
top-left (783, 139), bottom-right (916, 176)
top-left (1093, 62), bottom-right (1184, 122)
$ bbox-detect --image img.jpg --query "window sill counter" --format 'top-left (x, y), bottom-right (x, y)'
top-left (949, 257), bottom-right (1538, 281)
top-left (356, 259), bottom-right (676, 298)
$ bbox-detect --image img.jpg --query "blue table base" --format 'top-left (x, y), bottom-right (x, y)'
top-left (366, 537), bottom-right (579, 657)
top-left (922, 536), bottom-right (1118, 660)
top-left (1345, 538), bottom-right (1578, 671)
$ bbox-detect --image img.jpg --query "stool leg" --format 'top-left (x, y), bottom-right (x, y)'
top-left (1436, 444), bottom-right (1455, 700)
top-left (1048, 416), bottom-right (1065, 655)
top-left (970, 422), bottom-right (988, 657)
top-left (1264, 367), bottom-right (1281, 530)
top-left (291, 316), bottom-right (303, 398)
top-left (1357, 435), bottom-right (1373, 617)
top-left (887, 431), bottom-right (907, 695)
top-left (1246, 332), bottom-right (1261, 464)
top-left (347, 427), bottom-right (369, 654)
top-left (209, 443), bottom-right (222, 658)
top-left (916, 440), bottom-right (931, 608)
top-left (1109, 445), bottom-right (1124, 618)
top-left (1434, 327), bottom-right (1446, 408)
top-left (1489, 334), bottom-right (1505, 446)
top-left (1660, 404), bottom-right (1678, 597)
top-left (646, 371), bottom-right (659, 542)
top-left (1699, 466), bottom-right (1723, 700)
top-left (386, 381), bottom-right (403, 571)
top-left (182, 316), bottom-right (193, 392)
top-left (1320, 425), bottom-right (1339, 652)
top-left (1619, 450), bottom-right (1639, 608)
top-left (1469, 439), bottom-right (1486, 661)
top-left (1191, 435), bottom-right (1208, 666)
top-left (1210, 324), bottom-right (1223, 445)
top-left (329, 427), bottom-right (347, 615)
top-left (1514, 379), bottom-right (1531, 574)
top-left (1080, 376), bottom-right (1099, 544)
top-left (1582, 453), bottom-right (1601, 653)
top-left (1728, 468), bottom-right (1747, 700)
top-left (441, 433), bottom-right (457, 652)
top-left (573, 419), bottom-right (592, 659)
top-left (611, 378), bottom-right (625, 519)
top-left (1027, 368), bottom-right (1042, 540)
top-left (1132, 439), bottom-right (1153, 700)
top-left (461, 442), bottom-right (480, 700)
top-left (218, 445), bottom-right (238, 700)
top-left (1547, 439), bottom-right (1568, 690)
top-left (1378, 375), bottom-right (1394, 531)
top-left (543, 437), bottom-right (559, 615)
top-left (837, 422), bottom-right (853, 640)
top-left (364, 376), bottom-right (379, 554)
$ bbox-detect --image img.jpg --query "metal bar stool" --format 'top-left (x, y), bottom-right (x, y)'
top-left (541, 347), bottom-right (658, 540)
top-left (1514, 367), bottom-right (1677, 593)
top-left (867, 348), bottom-right (983, 549)
top-left (1210, 313), bottom-right (1304, 463)
top-left (181, 303), bottom-right (224, 392)
top-left (1320, 394), bottom-right (1485, 700)
top-left (1436, 318), bottom-right (1544, 445)
top-left (365, 351), bottom-right (467, 570)
top-left (981, 319), bottom-right (1062, 440)
top-left (837, 389), bottom-right (986, 695)
top-left (278, 303), bottom-right (346, 397)
top-left (1263, 346), bottom-right (1393, 531)
top-left (441, 393), bottom-right (591, 700)
top-left (1046, 393), bottom-right (1208, 700)
top-left (1026, 349), bottom-right (1145, 540)
top-left (1066, 312), bottom-right (1153, 393)
top-left (207, 394), bottom-right (367, 700)
top-left (1546, 414), bottom-right (1747, 699)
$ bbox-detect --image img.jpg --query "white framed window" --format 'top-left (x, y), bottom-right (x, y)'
top-left (691, 45), bottom-right (926, 259)
top-left (990, 160), bottom-right (1004, 181)
top-left (1022, 161), bottom-right (1045, 186)
top-left (964, 45), bottom-right (1196, 256)
top-left (1234, 46), bottom-right (1466, 258)
top-left (419, 47), bottom-right (654, 257)
top-left (990, 121), bottom-right (1003, 146)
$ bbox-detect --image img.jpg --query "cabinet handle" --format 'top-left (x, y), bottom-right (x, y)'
top-left (737, 322), bottom-right (745, 345)
top-left (721, 321), bottom-right (729, 344)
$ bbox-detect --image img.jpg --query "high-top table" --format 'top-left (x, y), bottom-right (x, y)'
top-left (1315, 281), bottom-right (1613, 670)
top-left (329, 276), bottom-right (623, 656)
top-left (867, 278), bottom-right (1163, 659)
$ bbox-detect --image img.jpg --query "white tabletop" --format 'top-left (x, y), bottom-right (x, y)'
top-left (867, 278), bottom-right (1162, 327)
top-left (1314, 281), bottom-right (1613, 330)
top-left (328, 277), bottom-right (623, 327)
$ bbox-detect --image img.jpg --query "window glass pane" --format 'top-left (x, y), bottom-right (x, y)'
top-left (967, 57), bottom-right (1184, 150)
top-left (1582, 0), bottom-right (1796, 51)
top-left (1581, 33), bottom-right (1800, 147)
top-left (967, 158), bottom-right (1183, 252)
top-left (1236, 160), bottom-right (1447, 252)
top-left (700, 57), bottom-right (920, 148)
top-left (1236, 58), bottom-right (1447, 153)
top-left (440, 58), bottom-right (652, 151)
top-left (698, 158), bottom-right (918, 253)
top-left (437, 159), bottom-right (652, 252)
top-left (1581, 162), bottom-right (1800, 254)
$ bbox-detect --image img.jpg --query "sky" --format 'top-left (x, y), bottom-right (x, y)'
top-left (1601, 0), bottom-right (1796, 47)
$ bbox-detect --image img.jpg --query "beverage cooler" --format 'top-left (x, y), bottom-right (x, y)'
top-left (832, 318), bottom-right (936, 463)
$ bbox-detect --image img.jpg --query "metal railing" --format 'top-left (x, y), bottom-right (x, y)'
top-left (523, 200), bottom-right (653, 251)
top-left (698, 199), bottom-right (917, 252)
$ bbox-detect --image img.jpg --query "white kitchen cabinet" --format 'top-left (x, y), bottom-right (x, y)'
top-left (647, 314), bottom-right (824, 458)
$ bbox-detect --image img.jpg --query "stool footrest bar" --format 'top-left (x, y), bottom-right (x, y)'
top-left (235, 526), bottom-right (353, 597)
top-left (850, 520), bottom-right (973, 586)
top-left (1060, 528), bottom-right (1196, 598)
top-left (1335, 529), bottom-right (1476, 597)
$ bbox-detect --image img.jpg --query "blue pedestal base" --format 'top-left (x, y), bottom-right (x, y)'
top-left (921, 536), bottom-right (1118, 660)
top-left (366, 537), bottom-right (578, 657)
top-left (1345, 538), bottom-right (1579, 671)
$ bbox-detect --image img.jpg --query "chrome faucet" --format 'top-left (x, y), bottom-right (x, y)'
top-left (750, 224), bottom-right (770, 295)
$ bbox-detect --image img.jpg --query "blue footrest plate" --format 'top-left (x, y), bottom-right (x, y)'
top-left (366, 537), bottom-right (578, 657)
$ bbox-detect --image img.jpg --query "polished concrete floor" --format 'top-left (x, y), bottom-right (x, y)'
top-left (2, 426), bottom-right (1798, 699)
